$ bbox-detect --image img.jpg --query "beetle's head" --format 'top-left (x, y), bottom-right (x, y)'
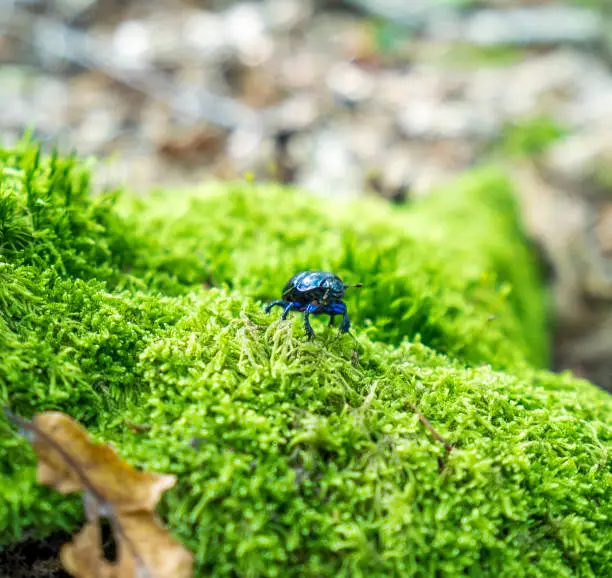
top-left (322, 278), bottom-right (363, 302)
top-left (320, 276), bottom-right (346, 302)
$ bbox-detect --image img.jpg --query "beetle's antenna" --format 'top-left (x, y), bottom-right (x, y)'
top-left (344, 283), bottom-right (364, 289)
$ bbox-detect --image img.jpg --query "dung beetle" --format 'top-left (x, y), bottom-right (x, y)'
top-left (265, 271), bottom-right (363, 339)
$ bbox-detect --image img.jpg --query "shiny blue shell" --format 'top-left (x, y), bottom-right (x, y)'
top-left (281, 271), bottom-right (345, 303)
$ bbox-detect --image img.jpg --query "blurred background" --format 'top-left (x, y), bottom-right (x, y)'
top-left (2, 0), bottom-right (612, 391)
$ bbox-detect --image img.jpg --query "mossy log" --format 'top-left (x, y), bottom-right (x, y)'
top-left (0, 139), bottom-right (610, 577)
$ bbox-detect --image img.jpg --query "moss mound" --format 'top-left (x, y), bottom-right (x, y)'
top-left (1, 140), bottom-right (611, 577)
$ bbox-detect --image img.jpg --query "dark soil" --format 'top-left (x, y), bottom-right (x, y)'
top-left (0, 532), bottom-right (71, 578)
top-left (0, 523), bottom-right (116, 578)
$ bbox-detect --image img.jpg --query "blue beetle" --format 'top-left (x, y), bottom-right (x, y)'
top-left (265, 271), bottom-right (363, 339)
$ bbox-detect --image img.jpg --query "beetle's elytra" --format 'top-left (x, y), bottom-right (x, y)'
top-left (265, 271), bottom-right (362, 339)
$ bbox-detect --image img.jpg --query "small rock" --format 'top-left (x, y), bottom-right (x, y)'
top-left (342, 111), bottom-right (393, 164)
top-left (373, 145), bottom-right (417, 200)
top-left (543, 130), bottom-right (612, 198)
top-left (280, 51), bottom-right (323, 90)
top-left (227, 126), bottom-right (269, 172)
top-left (326, 61), bottom-right (375, 105)
top-left (297, 129), bottom-right (364, 197)
top-left (183, 11), bottom-right (229, 60)
top-left (223, 2), bottom-right (274, 67)
top-left (496, 50), bottom-right (596, 119)
top-left (111, 20), bottom-right (152, 71)
top-left (397, 99), bottom-right (499, 140)
top-left (239, 67), bottom-right (285, 109)
top-left (148, 13), bottom-right (193, 68)
top-left (265, 0), bottom-right (313, 31)
top-left (66, 72), bottom-right (113, 121)
top-left (0, 66), bottom-right (30, 127)
top-left (156, 126), bottom-right (227, 165)
top-left (30, 76), bottom-right (69, 133)
top-left (269, 92), bottom-right (320, 134)
top-left (73, 107), bottom-right (121, 153)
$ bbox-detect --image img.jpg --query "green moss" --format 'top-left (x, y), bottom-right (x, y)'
top-left (435, 44), bottom-right (525, 68)
top-left (500, 116), bottom-right (569, 158)
top-left (1, 139), bottom-right (611, 577)
top-left (113, 167), bottom-right (547, 370)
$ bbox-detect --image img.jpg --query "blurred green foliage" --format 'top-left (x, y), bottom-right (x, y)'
top-left (500, 116), bottom-right (569, 158)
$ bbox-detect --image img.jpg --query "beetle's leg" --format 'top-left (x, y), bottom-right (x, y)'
top-left (304, 302), bottom-right (320, 340)
top-left (328, 315), bottom-right (335, 327)
top-left (303, 312), bottom-right (315, 340)
top-left (265, 300), bottom-right (288, 314)
top-left (332, 302), bottom-right (350, 336)
top-left (339, 312), bottom-right (351, 334)
top-left (281, 302), bottom-right (297, 320)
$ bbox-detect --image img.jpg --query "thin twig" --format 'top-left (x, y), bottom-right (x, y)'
top-left (407, 402), bottom-right (454, 454)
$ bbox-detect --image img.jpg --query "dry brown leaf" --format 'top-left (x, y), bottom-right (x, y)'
top-left (61, 514), bottom-right (193, 578)
top-left (60, 523), bottom-right (113, 578)
top-left (120, 512), bottom-right (194, 578)
top-left (4, 408), bottom-right (194, 578)
top-left (32, 411), bottom-right (176, 511)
